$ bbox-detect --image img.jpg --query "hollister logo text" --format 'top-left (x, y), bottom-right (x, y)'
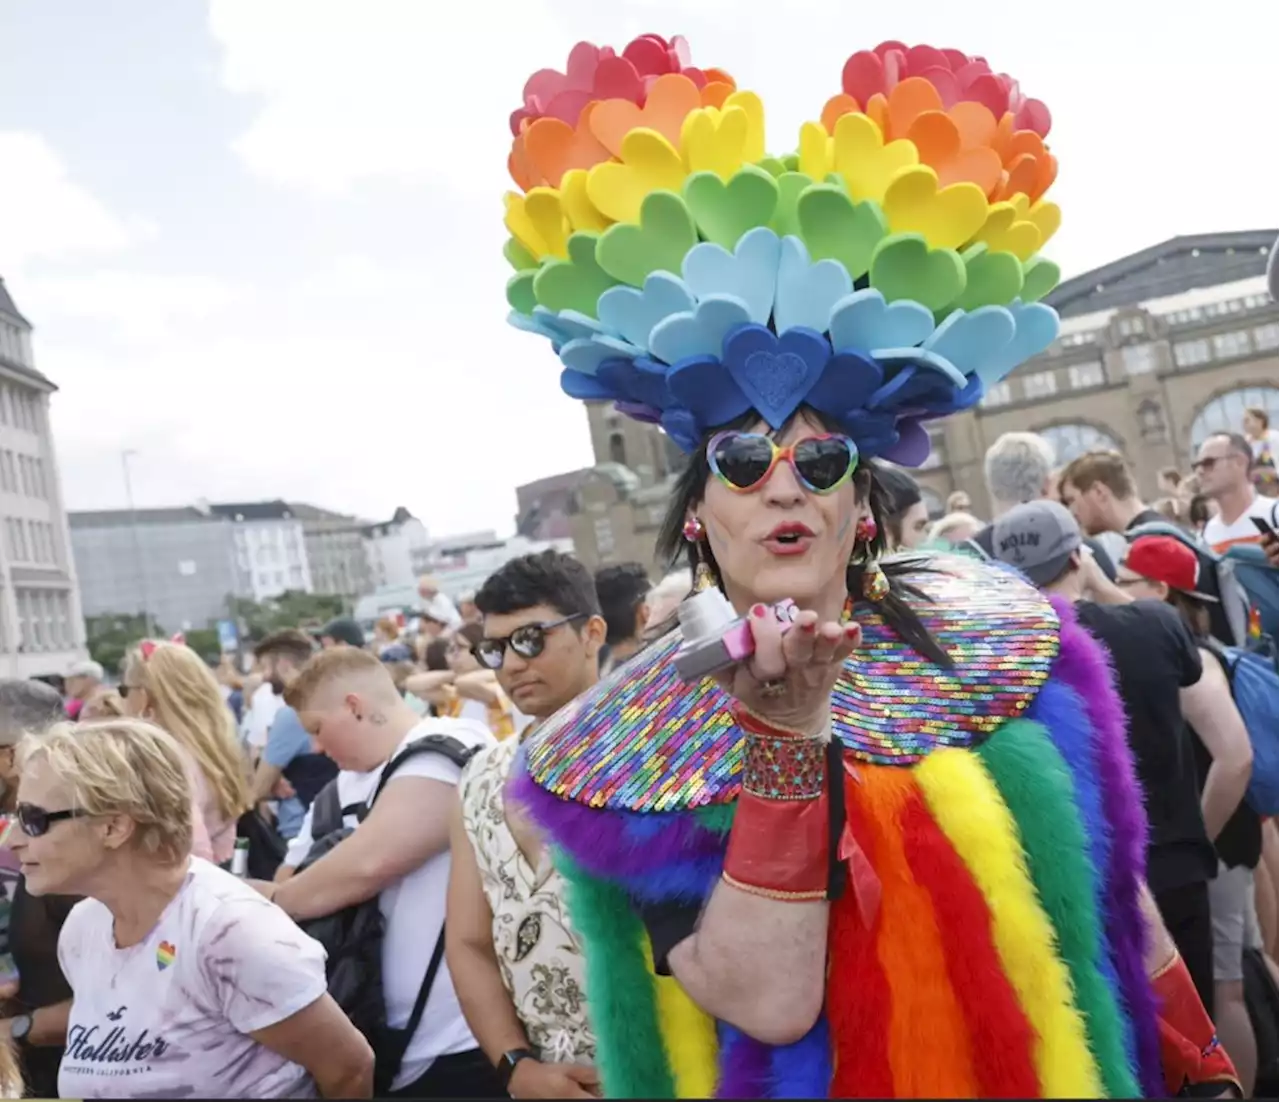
top-left (66, 1022), bottom-right (170, 1064)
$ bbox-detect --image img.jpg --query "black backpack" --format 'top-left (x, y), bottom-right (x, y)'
top-left (294, 734), bottom-right (480, 1094)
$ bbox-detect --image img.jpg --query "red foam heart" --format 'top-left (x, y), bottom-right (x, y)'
top-left (670, 35), bottom-right (693, 69)
top-left (623, 35), bottom-right (671, 76)
top-left (965, 72), bottom-right (1010, 118)
top-left (1016, 98), bottom-right (1052, 138)
top-left (873, 40), bottom-right (908, 61)
top-left (543, 90), bottom-right (594, 128)
top-left (918, 65), bottom-right (959, 108)
top-left (904, 44), bottom-right (949, 77)
top-left (941, 48), bottom-right (969, 70)
top-left (594, 56), bottom-right (643, 103)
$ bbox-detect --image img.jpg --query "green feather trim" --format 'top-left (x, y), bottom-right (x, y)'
top-left (694, 803), bottom-right (736, 833)
top-left (978, 720), bottom-right (1139, 1098)
top-left (554, 850), bottom-right (677, 1099)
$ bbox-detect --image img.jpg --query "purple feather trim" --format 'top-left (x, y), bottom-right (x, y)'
top-left (717, 1023), bottom-right (772, 1099)
top-left (1049, 596), bottom-right (1165, 1098)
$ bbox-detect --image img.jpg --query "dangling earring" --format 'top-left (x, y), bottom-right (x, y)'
top-left (862, 562), bottom-right (889, 601)
top-left (851, 513), bottom-right (888, 601)
top-left (683, 516), bottom-right (718, 591)
top-left (854, 515), bottom-right (877, 544)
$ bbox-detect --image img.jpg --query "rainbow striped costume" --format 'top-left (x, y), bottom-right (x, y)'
top-left (514, 556), bottom-right (1163, 1098)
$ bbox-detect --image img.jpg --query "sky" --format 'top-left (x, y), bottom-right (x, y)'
top-left (0, 0), bottom-right (1276, 537)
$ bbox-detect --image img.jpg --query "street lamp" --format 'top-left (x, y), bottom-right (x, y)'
top-left (121, 450), bottom-right (153, 638)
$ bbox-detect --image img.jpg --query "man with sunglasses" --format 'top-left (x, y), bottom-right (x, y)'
top-left (446, 551), bottom-right (606, 1099)
top-left (1197, 433), bottom-right (1279, 557)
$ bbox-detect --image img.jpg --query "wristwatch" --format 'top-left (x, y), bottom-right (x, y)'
top-left (496, 1048), bottom-right (534, 1090)
top-left (9, 1014), bottom-right (32, 1047)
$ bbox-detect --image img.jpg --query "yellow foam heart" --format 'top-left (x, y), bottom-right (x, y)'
top-left (680, 106), bottom-right (750, 181)
top-left (503, 188), bottom-right (569, 260)
top-left (560, 169), bottom-right (611, 233)
top-left (832, 113), bottom-right (919, 205)
top-left (798, 120), bottom-right (833, 179)
top-left (975, 202), bottom-right (1042, 260)
top-left (1027, 200), bottom-right (1062, 249)
top-left (882, 166), bottom-right (988, 250)
top-left (724, 90), bottom-right (766, 163)
top-left (586, 129), bottom-right (686, 224)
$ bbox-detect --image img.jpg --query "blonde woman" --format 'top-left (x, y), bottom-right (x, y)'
top-left (0, 1038), bottom-right (18, 1099)
top-left (10, 719), bottom-right (372, 1098)
top-left (120, 641), bottom-right (251, 866)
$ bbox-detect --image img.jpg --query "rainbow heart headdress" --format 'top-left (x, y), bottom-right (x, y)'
top-left (503, 37), bottom-right (1062, 464)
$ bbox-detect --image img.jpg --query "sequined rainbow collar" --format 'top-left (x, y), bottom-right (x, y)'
top-left (523, 556), bottom-right (1059, 813)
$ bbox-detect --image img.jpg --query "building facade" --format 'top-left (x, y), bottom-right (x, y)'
top-left (290, 503), bottom-right (373, 600)
top-left (207, 501), bottom-right (312, 602)
top-left (362, 507), bottom-right (431, 590)
top-left (0, 278), bottom-right (88, 677)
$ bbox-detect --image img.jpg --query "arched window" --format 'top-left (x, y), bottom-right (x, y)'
top-left (608, 432), bottom-right (627, 466)
top-left (1037, 423), bottom-right (1123, 465)
top-left (1189, 386), bottom-right (1280, 453)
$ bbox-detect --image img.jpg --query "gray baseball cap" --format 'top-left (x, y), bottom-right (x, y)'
top-left (990, 500), bottom-right (1082, 586)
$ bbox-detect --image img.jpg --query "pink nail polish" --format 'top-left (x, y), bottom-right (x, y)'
top-left (751, 604), bottom-right (767, 618)
top-left (802, 621), bottom-right (817, 633)
top-left (844, 623), bottom-right (859, 637)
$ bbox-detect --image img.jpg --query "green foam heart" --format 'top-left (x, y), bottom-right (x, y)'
top-left (684, 165), bottom-right (779, 250)
top-left (770, 173), bottom-right (811, 239)
top-left (1021, 256), bottom-right (1061, 303)
top-left (870, 233), bottom-right (965, 312)
top-left (504, 238), bottom-right (537, 273)
top-left (507, 270), bottom-right (538, 315)
top-left (596, 190), bottom-right (697, 288)
top-left (756, 156), bottom-right (788, 178)
top-left (781, 153), bottom-right (800, 172)
top-left (797, 185), bottom-right (887, 280)
top-left (533, 233), bottom-right (618, 317)
top-left (955, 243), bottom-right (1024, 311)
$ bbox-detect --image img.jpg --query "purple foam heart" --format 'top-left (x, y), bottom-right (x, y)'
top-left (879, 418), bottom-right (932, 466)
top-left (615, 400), bottom-right (662, 423)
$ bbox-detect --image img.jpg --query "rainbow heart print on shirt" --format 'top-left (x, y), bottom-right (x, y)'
top-left (155, 940), bottom-right (176, 971)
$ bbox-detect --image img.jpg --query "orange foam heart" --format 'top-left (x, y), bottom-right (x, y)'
top-left (907, 112), bottom-right (1002, 196)
top-left (1000, 153), bottom-right (1042, 202)
top-left (703, 68), bottom-right (737, 89)
top-left (887, 77), bottom-right (943, 140)
top-left (508, 138), bottom-right (539, 191)
top-left (702, 81), bottom-right (734, 108)
top-left (523, 112), bottom-right (612, 188)
top-left (950, 101), bottom-right (997, 150)
top-left (590, 73), bottom-right (702, 158)
top-left (822, 93), bottom-right (860, 135)
top-left (864, 93), bottom-right (890, 136)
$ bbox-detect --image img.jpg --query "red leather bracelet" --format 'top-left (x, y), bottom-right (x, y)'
top-left (1151, 952), bottom-right (1241, 1097)
top-left (722, 704), bottom-right (831, 901)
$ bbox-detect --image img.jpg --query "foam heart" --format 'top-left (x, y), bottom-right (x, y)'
top-left (596, 191), bottom-right (697, 287)
top-left (724, 91), bottom-right (766, 163)
top-left (589, 73), bottom-right (702, 156)
top-left (504, 189), bottom-right (569, 260)
top-left (882, 166), bottom-right (987, 250)
top-left (523, 114), bottom-right (612, 188)
top-left (681, 105), bottom-right (750, 180)
top-left (1021, 256), bottom-right (1061, 303)
top-left (559, 336), bottom-right (641, 375)
top-left (684, 165), bottom-right (778, 250)
top-left (597, 273), bottom-right (696, 350)
top-left (798, 121), bottom-right (834, 179)
top-left (770, 173), bottom-right (810, 239)
top-left (649, 296), bottom-right (752, 365)
top-left (560, 366), bottom-right (616, 401)
top-left (722, 325), bottom-right (832, 429)
top-left (756, 156), bottom-right (788, 178)
top-left (667, 358), bottom-right (754, 430)
top-left (828, 289), bottom-right (935, 352)
top-left (508, 308), bottom-right (563, 345)
top-left (507, 271), bottom-right (538, 315)
top-left (534, 306), bottom-right (615, 344)
top-left (504, 238), bottom-right (538, 273)
top-left (533, 232), bottom-right (619, 317)
top-left (869, 233), bottom-right (965, 312)
top-left (682, 226), bottom-right (781, 324)
top-left (774, 236), bottom-right (853, 335)
top-left (559, 169), bottom-right (611, 234)
top-left (598, 357), bottom-right (669, 409)
top-left (801, 350), bottom-right (885, 420)
top-left (981, 301), bottom-right (1060, 384)
top-left (905, 111), bottom-right (1002, 195)
top-left (923, 306), bottom-right (1016, 380)
top-left (886, 77), bottom-right (944, 140)
top-left (973, 201), bottom-right (1041, 262)
top-left (831, 113), bottom-right (918, 204)
top-left (955, 243), bottom-right (1024, 310)
top-left (1026, 200), bottom-right (1062, 250)
top-left (879, 418), bottom-right (932, 466)
top-left (797, 185), bottom-right (887, 280)
top-left (587, 129), bottom-right (687, 224)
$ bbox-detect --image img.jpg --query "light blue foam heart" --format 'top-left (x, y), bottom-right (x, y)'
top-left (649, 296), bottom-right (752, 366)
top-left (872, 347), bottom-right (966, 386)
top-left (558, 336), bottom-right (640, 376)
top-left (532, 305), bottom-right (613, 346)
top-left (596, 273), bottom-right (696, 352)
top-left (774, 236), bottom-right (853, 335)
top-left (828, 290), bottom-right (935, 354)
top-left (981, 300), bottom-right (1061, 385)
top-left (923, 306), bottom-right (1016, 381)
top-left (507, 309), bottom-right (563, 347)
top-left (682, 226), bottom-right (781, 325)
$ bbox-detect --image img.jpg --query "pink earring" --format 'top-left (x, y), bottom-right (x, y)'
top-left (682, 516), bottom-right (706, 543)
top-left (854, 515), bottom-right (877, 543)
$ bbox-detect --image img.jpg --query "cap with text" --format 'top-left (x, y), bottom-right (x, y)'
top-left (990, 500), bottom-right (1082, 586)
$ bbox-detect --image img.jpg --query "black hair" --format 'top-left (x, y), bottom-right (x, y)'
top-left (594, 563), bottom-right (652, 645)
top-left (423, 637), bottom-right (451, 671)
top-left (873, 464), bottom-right (924, 546)
top-left (475, 550), bottom-right (602, 622)
top-left (655, 413), bottom-right (951, 669)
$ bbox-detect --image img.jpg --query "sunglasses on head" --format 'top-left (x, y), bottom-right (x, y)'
top-left (17, 802), bottom-right (89, 838)
top-left (471, 614), bottom-right (586, 671)
top-left (707, 431), bottom-right (859, 494)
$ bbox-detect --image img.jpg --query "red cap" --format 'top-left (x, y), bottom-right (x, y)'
top-left (1121, 535), bottom-right (1215, 601)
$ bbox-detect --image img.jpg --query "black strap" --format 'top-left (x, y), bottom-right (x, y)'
top-left (360, 734), bottom-right (479, 821)
top-left (375, 922), bottom-right (450, 1090)
top-left (311, 778), bottom-right (342, 839)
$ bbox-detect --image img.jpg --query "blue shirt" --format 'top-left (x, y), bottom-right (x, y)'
top-left (264, 706), bottom-right (312, 840)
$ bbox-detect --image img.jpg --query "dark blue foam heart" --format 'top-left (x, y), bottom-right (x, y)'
top-left (722, 325), bottom-right (831, 429)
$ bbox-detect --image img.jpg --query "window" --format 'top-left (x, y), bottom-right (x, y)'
top-left (0, 387), bottom-right (8, 426)
top-left (17, 456), bottom-right (29, 496)
top-left (980, 381), bottom-right (1012, 408)
top-left (593, 517), bottom-right (615, 556)
top-left (1068, 361), bottom-right (1105, 390)
top-left (1211, 330), bottom-right (1251, 359)
top-left (1023, 371), bottom-right (1059, 400)
top-left (15, 591), bottom-right (29, 650)
top-left (1038, 423), bottom-right (1124, 465)
top-left (1253, 323), bottom-right (1279, 352)
top-left (608, 432), bottom-right (627, 466)
top-left (1117, 316), bottom-right (1145, 338)
top-left (1121, 342), bottom-right (1158, 376)
top-left (1190, 386), bottom-right (1280, 453)
top-left (1173, 338), bottom-right (1212, 368)
top-left (54, 593), bottom-right (71, 648)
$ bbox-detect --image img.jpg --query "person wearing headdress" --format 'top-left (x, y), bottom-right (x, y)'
top-left (499, 34), bottom-right (1238, 1098)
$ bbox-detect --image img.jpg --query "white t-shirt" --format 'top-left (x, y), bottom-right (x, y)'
top-left (58, 858), bottom-right (328, 1100)
top-left (284, 717), bottom-right (494, 1090)
top-left (242, 682), bottom-right (284, 750)
top-left (1203, 493), bottom-right (1277, 553)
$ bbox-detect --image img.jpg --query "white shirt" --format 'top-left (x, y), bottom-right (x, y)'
top-left (284, 717), bottom-right (494, 1090)
top-left (58, 859), bottom-right (327, 1100)
top-left (1203, 493), bottom-right (1277, 554)
top-left (242, 682), bottom-right (284, 750)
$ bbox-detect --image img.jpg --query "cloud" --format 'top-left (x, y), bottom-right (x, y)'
top-left (0, 132), bottom-right (138, 272)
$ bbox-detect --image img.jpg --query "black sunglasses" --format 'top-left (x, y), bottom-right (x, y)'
top-left (707, 431), bottom-right (859, 494)
top-left (17, 802), bottom-right (89, 838)
top-left (471, 614), bottom-right (586, 671)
